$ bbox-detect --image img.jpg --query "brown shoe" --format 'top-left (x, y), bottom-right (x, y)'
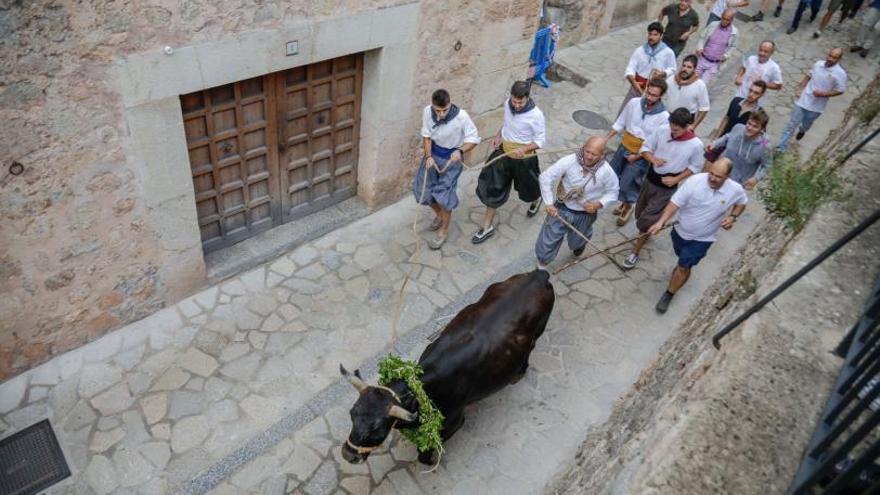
top-left (612, 203), bottom-right (624, 215)
top-left (616, 204), bottom-right (633, 226)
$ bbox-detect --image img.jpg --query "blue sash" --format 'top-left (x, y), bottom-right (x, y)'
top-left (431, 142), bottom-right (457, 160)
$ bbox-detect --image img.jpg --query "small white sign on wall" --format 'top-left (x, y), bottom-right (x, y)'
top-left (286, 41), bottom-right (299, 56)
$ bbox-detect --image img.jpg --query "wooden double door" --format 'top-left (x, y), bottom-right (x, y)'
top-left (180, 54), bottom-right (363, 253)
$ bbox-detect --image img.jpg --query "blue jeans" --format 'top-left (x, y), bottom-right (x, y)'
top-left (778, 104), bottom-right (822, 151)
top-left (791, 0), bottom-right (823, 29)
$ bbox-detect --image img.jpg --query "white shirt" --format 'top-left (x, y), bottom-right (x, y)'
top-left (625, 44), bottom-right (677, 80)
top-left (612, 98), bottom-right (670, 140)
top-left (640, 124), bottom-right (704, 175)
top-left (420, 106), bottom-right (481, 149)
top-left (500, 99), bottom-right (546, 148)
top-left (672, 173), bottom-right (748, 242)
top-left (711, 0), bottom-right (729, 16)
top-left (796, 60), bottom-right (847, 113)
top-left (539, 155), bottom-right (620, 211)
top-left (735, 55), bottom-right (783, 100)
top-left (665, 74), bottom-right (711, 115)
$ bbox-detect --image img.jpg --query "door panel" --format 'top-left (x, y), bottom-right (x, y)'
top-left (181, 53), bottom-right (362, 253)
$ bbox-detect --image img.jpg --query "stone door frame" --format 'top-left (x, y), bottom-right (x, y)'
top-left (114, 3), bottom-right (419, 300)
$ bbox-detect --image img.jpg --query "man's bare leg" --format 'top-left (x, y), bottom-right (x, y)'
top-left (481, 207), bottom-right (497, 230)
top-left (667, 265), bottom-right (692, 294)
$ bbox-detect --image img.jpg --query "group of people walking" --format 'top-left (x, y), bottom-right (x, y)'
top-left (413, 0), bottom-right (856, 313)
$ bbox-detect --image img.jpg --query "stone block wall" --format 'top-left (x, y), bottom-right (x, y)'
top-left (0, 0), bottom-right (560, 381)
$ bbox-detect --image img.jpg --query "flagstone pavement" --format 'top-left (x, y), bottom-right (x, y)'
top-left (1, 7), bottom-right (877, 495)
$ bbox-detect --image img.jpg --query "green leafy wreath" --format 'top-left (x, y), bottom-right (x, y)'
top-left (378, 355), bottom-right (445, 454)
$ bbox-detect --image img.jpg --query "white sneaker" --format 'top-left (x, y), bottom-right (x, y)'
top-left (622, 252), bottom-right (639, 269)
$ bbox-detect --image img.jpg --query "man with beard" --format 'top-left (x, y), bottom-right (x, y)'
top-left (706, 109), bottom-right (772, 190)
top-left (618, 22), bottom-right (678, 115)
top-left (777, 47), bottom-right (847, 152)
top-left (665, 54), bottom-right (711, 130)
top-left (733, 41), bottom-right (783, 103)
top-left (695, 8), bottom-right (738, 84)
top-left (606, 78), bottom-right (670, 227)
top-left (534, 136), bottom-right (619, 270)
top-left (647, 158), bottom-right (748, 313)
top-left (473, 80), bottom-right (546, 244)
top-left (622, 108), bottom-right (704, 270)
top-left (658, 0), bottom-right (701, 57)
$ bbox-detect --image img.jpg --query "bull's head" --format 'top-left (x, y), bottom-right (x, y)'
top-left (339, 364), bottom-right (417, 464)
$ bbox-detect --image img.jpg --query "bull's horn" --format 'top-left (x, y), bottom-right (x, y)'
top-left (339, 364), bottom-right (368, 392)
top-left (387, 405), bottom-right (417, 422)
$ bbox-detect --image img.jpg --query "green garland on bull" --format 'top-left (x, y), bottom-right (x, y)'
top-left (377, 355), bottom-right (445, 454)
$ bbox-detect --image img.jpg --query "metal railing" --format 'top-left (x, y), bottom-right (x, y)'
top-left (788, 276), bottom-right (880, 494)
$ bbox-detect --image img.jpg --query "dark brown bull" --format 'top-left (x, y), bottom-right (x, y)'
top-left (340, 269), bottom-right (555, 464)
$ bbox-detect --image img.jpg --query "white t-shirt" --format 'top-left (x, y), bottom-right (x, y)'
top-left (612, 98), bottom-right (670, 140)
top-left (639, 124), bottom-right (704, 176)
top-left (796, 60), bottom-right (847, 113)
top-left (420, 106), bottom-right (481, 149)
top-left (539, 155), bottom-right (620, 211)
top-left (665, 74), bottom-right (711, 115)
top-left (672, 173), bottom-right (748, 242)
top-left (501, 99), bottom-right (546, 148)
top-left (736, 55), bottom-right (783, 100)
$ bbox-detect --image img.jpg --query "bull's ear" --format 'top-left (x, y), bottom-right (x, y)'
top-left (388, 405), bottom-right (417, 422)
top-left (340, 364), bottom-right (368, 392)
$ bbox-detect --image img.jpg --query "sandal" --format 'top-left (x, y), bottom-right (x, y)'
top-left (428, 233), bottom-right (447, 250)
top-left (429, 216), bottom-right (443, 231)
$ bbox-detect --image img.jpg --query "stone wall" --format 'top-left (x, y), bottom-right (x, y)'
top-left (544, 76), bottom-right (880, 494)
top-left (0, 0), bottom-right (551, 380)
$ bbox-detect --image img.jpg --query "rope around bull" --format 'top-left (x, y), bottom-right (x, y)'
top-left (383, 145), bottom-right (581, 472)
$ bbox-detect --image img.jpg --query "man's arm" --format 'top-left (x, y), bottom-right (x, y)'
top-left (661, 168), bottom-right (693, 187)
top-left (720, 203), bottom-right (747, 229)
top-left (539, 158), bottom-right (568, 217)
top-left (648, 201), bottom-right (680, 235)
top-left (734, 65), bottom-right (746, 85)
top-left (693, 110), bottom-right (709, 129)
top-left (795, 74), bottom-right (811, 98)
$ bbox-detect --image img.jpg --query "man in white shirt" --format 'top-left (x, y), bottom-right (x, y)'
top-left (473, 81), bottom-right (546, 244)
top-left (535, 136), bottom-right (619, 270)
top-left (733, 41), bottom-right (784, 101)
top-left (622, 108), bottom-right (704, 269)
top-left (617, 21), bottom-right (678, 116)
top-left (646, 158), bottom-right (748, 313)
top-left (414, 89), bottom-right (481, 249)
top-left (777, 47), bottom-right (847, 152)
top-left (665, 54), bottom-right (711, 129)
top-left (606, 78), bottom-right (670, 227)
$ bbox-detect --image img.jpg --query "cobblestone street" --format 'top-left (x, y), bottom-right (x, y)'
top-left (1, 7), bottom-right (877, 495)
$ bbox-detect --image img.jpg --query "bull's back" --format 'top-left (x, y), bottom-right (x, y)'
top-left (419, 270), bottom-right (554, 410)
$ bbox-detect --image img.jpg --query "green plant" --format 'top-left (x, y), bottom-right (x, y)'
top-left (378, 355), bottom-right (444, 454)
top-left (859, 98), bottom-right (880, 123)
top-left (758, 152), bottom-right (839, 231)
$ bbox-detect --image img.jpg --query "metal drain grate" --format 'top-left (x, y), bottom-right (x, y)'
top-left (0, 419), bottom-right (70, 495)
top-left (572, 110), bottom-right (612, 130)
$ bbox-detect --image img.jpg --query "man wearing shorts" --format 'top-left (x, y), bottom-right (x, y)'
top-left (622, 108), bottom-right (704, 269)
top-left (473, 80), bottom-right (546, 244)
top-left (647, 158), bottom-right (748, 313)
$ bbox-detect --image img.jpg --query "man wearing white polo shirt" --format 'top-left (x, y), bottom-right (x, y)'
top-left (647, 158), bottom-right (748, 313)
top-left (777, 47), bottom-right (847, 152)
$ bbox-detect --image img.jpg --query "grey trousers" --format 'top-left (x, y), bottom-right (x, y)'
top-left (535, 204), bottom-right (598, 265)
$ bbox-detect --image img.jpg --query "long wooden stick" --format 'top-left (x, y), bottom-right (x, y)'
top-left (552, 222), bottom-right (677, 274)
top-left (553, 214), bottom-right (628, 273)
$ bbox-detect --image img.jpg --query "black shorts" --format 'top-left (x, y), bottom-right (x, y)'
top-left (475, 148), bottom-right (541, 208)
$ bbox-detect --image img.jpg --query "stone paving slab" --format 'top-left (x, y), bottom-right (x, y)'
top-left (0, 12), bottom-right (876, 495)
